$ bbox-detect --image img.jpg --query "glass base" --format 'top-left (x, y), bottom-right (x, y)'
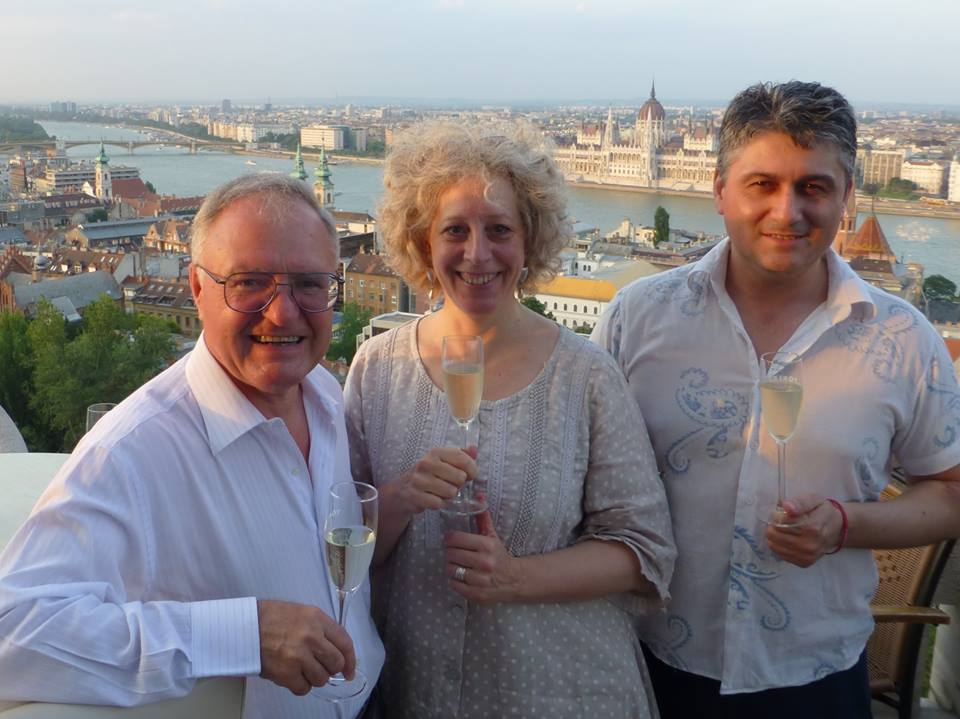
top-left (757, 502), bottom-right (803, 529)
top-left (310, 668), bottom-right (367, 702)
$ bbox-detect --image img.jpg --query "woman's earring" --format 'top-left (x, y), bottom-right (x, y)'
top-left (517, 266), bottom-right (529, 298)
top-left (426, 270), bottom-right (435, 301)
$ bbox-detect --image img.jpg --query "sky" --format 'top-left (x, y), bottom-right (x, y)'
top-left (4, 0), bottom-right (959, 108)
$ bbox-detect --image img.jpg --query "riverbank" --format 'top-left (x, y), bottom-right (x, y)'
top-left (568, 180), bottom-right (714, 200)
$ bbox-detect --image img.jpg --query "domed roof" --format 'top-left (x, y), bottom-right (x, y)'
top-left (639, 81), bottom-right (665, 121)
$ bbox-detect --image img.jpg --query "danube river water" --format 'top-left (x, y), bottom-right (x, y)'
top-left (38, 121), bottom-right (960, 283)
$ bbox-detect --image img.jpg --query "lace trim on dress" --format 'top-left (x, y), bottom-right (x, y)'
top-left (367, 328), bottom-right (397, 479)
top-left (507, 366), bottom-right (550, 556)
top-left (545, 337), bottom-right (594, 552)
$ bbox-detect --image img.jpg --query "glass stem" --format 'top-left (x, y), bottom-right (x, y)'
top-left (337, 589), bottom-right (349, 628)
top-left (777, 440), bottom-right (787, 510)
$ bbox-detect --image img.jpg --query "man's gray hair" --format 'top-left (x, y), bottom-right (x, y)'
top-left (717, 81), bottom-right (857, 182)
top-left (191, 173), bottom-right (337, 261)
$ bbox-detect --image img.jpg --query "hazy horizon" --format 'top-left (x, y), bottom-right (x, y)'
top-left (4, 0), bottom-right (959, 108)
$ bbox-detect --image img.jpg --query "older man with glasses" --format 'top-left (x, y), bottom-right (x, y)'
top-left (0, 174), bottom-right (383, 718)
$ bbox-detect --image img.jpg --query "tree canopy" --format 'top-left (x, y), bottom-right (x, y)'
top-left (326, 303), bottom-right (372, 364)
top-left (520, 296), bottom-right (555, 320)
top-left (924, 274), bottom-right (957, 301)
top-left (654, 206), bottom-right (670, 247)
top-left (0, 296), bottom-right (176, 452)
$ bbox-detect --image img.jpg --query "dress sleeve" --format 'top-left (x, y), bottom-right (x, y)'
top-left (0, 446), bottom-right (259, 705)
top-left (894, 334), bottom-right (960, 477)
top-left (576, 349), bottom-right (677, 612)
top-left (344, 340), bottom-right (375, 486)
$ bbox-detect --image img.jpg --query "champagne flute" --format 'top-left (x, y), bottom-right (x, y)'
top-left (758, 351), bottom-right (804, 527)
top-left (441, 335), bottom-right (486, 517)
top-left (312, 481), bottom-right (378, 701)
top-left (86, 402), bottom-right (117, 432)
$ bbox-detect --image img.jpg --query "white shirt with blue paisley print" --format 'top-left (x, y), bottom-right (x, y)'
top-left (592, 238), bottom-right (960, 693)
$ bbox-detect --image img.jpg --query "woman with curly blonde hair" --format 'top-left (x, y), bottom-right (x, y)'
top-left (344, 121), bottom-right (675, 718)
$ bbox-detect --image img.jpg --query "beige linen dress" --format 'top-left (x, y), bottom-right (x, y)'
top-left (345, 321), bottom-right (676, 718)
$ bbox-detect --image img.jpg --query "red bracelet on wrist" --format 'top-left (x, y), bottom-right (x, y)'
top-left (824, 499), bottom-right (848, 555)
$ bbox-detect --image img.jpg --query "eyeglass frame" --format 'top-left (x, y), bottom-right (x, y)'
top-left (195, 265), bottom-right (343, 314)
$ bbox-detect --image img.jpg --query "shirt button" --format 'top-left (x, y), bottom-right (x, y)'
top-left (744, 496), bottom-right (755, 506)
top-left (449, 603), bottom-right (465, 616)
top-left (749, 439), bottom-right (759, 450)
top-left (444, 662), bottom-right (460, 682)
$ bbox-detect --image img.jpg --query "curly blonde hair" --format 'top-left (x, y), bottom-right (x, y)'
top-left (378, 121), bottom-right (570, 294)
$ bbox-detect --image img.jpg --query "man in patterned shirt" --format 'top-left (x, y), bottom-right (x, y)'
top-left (593, 80), bottom-right (960, 718)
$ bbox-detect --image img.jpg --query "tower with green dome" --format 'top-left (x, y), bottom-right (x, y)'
top-left (314, 147), bottom-right (334, 208)
top-left (94, 140), bottom-right (112, 201)
top-left (290, 144), bottom-right (308, 181)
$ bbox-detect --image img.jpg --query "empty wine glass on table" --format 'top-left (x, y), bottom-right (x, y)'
top-left (440, 335), bottom-right (486, 519)
top-left (86, 403), bottom-right (117, 432)
top-left (313, 481), bottom-right (378, 702)
top-left (758, 351), bottom-right (804, 528)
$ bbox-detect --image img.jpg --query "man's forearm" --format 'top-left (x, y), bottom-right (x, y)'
top-left (845, 475), bottom-right (960, 549)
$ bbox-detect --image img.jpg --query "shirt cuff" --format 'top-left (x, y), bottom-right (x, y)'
top-left (190, 597), bottom-right (260, 678)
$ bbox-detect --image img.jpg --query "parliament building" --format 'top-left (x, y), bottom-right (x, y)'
top-left (553, 83), bottom-right (718, 192)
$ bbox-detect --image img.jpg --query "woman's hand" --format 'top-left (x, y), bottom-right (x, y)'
top-left (444, 511), bottom-right (524, 604)
top-left (393, 446), bottom-right (477, 517)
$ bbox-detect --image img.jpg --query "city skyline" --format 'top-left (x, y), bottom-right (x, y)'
top-left (4, 0), bottom-right (960, 108)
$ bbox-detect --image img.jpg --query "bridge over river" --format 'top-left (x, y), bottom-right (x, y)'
top-left (0, 137), bottom-right (241, 155)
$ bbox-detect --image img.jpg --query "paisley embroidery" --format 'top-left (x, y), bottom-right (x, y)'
top-left (646, 615), bottom-right (693, 671)
top-left (644, 267), bottom-right (708, 317)
top-left (926, 353), bottom-right (960, 450)
top-left (855, 438), bottom-right (883, 499)
top-left (812, 662), bottom-right (838, 680)
top-left (730, 525), bottom-right (791, 631)
top-left (833, 303), bottom-right (918, 383)
top-left (667, 368), bottom-right (749, 473)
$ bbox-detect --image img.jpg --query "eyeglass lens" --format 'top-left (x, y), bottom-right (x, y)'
top-left (224, 273), bottom-right (338, 312)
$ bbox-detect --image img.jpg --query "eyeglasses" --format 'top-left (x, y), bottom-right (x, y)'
top-left (197, 266), bottom-right (341, 313)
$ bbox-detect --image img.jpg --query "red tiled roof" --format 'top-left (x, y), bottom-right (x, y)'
top-left (112, 178), bottom-right (152, 200)
top-left (346, 253), bottom-right (397, 277)
top-left (844, 216), bottom-right (897, 262)
top-left (944, 338), bottom-right (960, 362)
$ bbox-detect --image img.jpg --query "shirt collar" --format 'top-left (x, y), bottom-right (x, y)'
top-left (186, 334), bottom-right (271, 455)
top-left (185, 334), bottom-right (341, 456)
top-left (686, 237), bottom-right (877, 322)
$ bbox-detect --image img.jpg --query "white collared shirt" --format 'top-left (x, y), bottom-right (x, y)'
top-left (593, 239), bottom-right (960, 693)
top-left (0, 335), bottom-right (383, 718)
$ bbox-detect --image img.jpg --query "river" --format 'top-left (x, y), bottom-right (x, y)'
top-left (36, 121), bottom-right (960, 284)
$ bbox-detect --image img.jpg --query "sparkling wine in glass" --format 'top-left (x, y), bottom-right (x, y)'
top-left (759, 351), bottom-right (804, 528)
top-left (312, 481), bottom-right (378, 702)
top-left (441, 335), bottom-right (486, 518)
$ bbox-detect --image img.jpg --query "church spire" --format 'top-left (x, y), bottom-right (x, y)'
top-left (650, 79), bottom-right (656, 100)
top-left (290, 143), bottom-right (308, 181)
top-left (314, 147), bottom-right (334, 208)
top-left (95, 139), bottom-right (109, 166)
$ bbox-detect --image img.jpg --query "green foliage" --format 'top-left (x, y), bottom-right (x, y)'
top-left (145, 180), bottom-right (157, 194)
top-left (520, 296), bottom-right (555, 320)
top-left (0, 115), bottom-right (50, 141)
top-left (574, 324), bottom-right (593, 334)
top-left (85, 208), bottom-right (109, 223)
top-left (13, 296), bottom-right (175, 451)
top-left (0, 312), bottom-right (34, 433)
top-left (924, 274), bottom-right (957, 301)
top-left (861, 182), bottom-right (880, 196)
top-left (258, 132), bottom-right (299, 151)
top-left (326, 303), bottom-right (372, 364)
top-left (654, 206), bottom-right (670, 247)
top-left (878, 177), bottom-right (918, 200)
